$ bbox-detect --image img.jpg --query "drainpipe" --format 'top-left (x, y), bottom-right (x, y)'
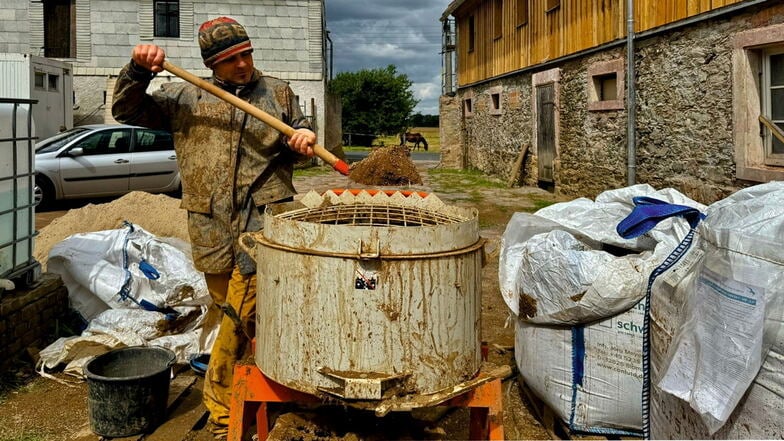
top-left (626, 0), bottom-right (636, 186)
top-left (326, 30), bottom-right (333, 81)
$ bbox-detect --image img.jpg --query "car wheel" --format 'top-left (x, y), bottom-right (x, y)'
top-left (34, 175), bottom-right (55, 209)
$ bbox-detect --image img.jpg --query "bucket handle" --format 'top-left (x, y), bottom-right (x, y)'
top-left (165, 348), bottom-right (177, 368)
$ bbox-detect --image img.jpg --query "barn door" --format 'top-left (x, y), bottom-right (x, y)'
top-left (536, 83), bottom-right (555, 183)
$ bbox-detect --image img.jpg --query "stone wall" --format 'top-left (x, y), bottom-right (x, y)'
top-left (448, 3), bottom-right (784, 203)
top-left (449, 75), bottom-right (537, 186)
top-left (633, 19), bottom-right (742, 203)
top-left (438, 95), bottom-right (463, 169)
top-left (0, 273), bottom-right (68, 371)
top-left (558, 50), bottom-right (629, 199)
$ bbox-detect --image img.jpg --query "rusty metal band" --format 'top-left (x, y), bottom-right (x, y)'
top-left (254, 236), bottom-right (486, 260)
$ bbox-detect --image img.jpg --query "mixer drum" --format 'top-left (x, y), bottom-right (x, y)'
top-left (252, 190), bottom-right (483, 399)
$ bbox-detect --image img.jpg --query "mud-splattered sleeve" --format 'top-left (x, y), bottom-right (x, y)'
top-left (111, 61), bottom-right (174, 131)
top-left (284, 85), bottom-right (312, 131)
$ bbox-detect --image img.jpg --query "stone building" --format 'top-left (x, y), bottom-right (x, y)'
top-left (0, 0), bottom-right (339, 150)
top-left (439, 0), bottom-right (784, 203)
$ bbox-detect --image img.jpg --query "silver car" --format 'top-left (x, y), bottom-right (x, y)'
top-left (34, 124), bottom-right (180, 207)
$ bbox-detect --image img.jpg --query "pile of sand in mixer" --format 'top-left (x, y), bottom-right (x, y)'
top-left (349, 145), bottom-right (423, 186)
top-left (35, 191), bottom-right (188, 270)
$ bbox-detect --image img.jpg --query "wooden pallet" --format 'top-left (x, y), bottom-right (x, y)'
top-left (516, 374), bottom-right (642, 440)
top-left (516, 374), bottom-right (572, 440)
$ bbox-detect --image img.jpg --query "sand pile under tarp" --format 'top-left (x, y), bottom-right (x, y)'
top-left (349, 145), bottom-right (423, 186)
top-left (35, 191), bottom-right (188, 270)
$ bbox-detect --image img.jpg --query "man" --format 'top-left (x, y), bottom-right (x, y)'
top-left (112, 17), bottom-right (316, 438)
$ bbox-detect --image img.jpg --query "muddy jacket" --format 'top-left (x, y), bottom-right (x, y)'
top-left (112, 62), bottom-right (310, 274)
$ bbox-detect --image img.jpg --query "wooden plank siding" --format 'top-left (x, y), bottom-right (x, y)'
top-left (453, 0), bottom-right (747, 86)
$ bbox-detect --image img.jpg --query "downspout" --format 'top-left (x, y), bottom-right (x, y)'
top-left (626, 0), bottom-right (636, 185)
top-left (326, 30), bottom-right (333, 81)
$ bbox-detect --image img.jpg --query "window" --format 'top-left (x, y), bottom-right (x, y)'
top-left (494, 0), bottom-right (503, 40)
top-left (34, 72), bottom-right (46, 90)
top-left (762, 48), bottom-right (784, 165)
top-left (546, 0), bottom-right (560, 13)
top-left (154, 0), bottom-right (180, 38)
top-left (48, 74), bottom-right (59, 92)
top-left (468, 15), bottom-right (475, 53)
top-left (732, 23), bottom-right (784, 182)
top-left (594, 74), bottom-right (617, 101)
top-left (489, 86), bottom-right (503, 115)
top-left (517, 0), bottom-right (529, 27)
top-left (587, 59), bottom-right (624, 111)
top-left (75, 129), bottom-right (132, 155)
top-left (135, 129), bottom-right (174, 153)
top-left (44, 0), bottom-right (75, 58)
top-left (463, 97), bottom-right (474, 117)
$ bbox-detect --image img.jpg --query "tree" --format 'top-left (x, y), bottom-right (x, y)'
top-left (409, 113), bottom-right (439, 127)
top-left (329, 65), bottom-right (418, 138)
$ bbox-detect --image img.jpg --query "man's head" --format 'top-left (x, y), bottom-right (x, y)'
top-left (199, 17), bottom-right (255, 84)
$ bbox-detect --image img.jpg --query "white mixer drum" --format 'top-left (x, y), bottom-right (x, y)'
top-left (252, 190), bottom-right (483, 400)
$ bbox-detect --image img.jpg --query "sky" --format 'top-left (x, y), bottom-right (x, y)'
top-left (324, 0), bottom-right (452, 116)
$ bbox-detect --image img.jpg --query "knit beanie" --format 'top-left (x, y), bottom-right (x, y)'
top-left (198, 17), bottom-right (252, 68)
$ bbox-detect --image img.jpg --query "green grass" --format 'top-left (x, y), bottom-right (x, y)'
top-left (347, 127), bottom-right (441, 152)
top-left (294, 164), bottom-right (335, 177)
top-left (428, 168), bottom-right (507, 193)
top-left (529, 197), bottom-right (556, 212)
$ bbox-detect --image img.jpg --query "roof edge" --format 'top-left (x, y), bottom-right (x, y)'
top-left (440, 0), bottom-right (468, 21)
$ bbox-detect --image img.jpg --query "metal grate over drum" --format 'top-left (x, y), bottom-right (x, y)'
top-left (277, 204), bottom-right (467, 226)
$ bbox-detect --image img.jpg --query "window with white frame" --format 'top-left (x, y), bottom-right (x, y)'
top-left (762, 48), bottom-right (784, 166)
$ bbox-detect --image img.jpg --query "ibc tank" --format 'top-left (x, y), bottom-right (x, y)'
top-left (0, 98), bottom-right (37, 285)
top-left (252, 189), bottom-right (483, 400)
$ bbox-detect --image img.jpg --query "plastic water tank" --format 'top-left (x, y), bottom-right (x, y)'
top-left (0, 98), bottom-right (39, 288)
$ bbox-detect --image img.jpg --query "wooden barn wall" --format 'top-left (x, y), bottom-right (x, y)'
top-left (455, 0), bottom-right (747, 85)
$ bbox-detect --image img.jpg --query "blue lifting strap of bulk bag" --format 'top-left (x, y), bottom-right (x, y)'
top-left (615, 197), bottom-right (706, 439)
top-left (616, 196), bottom-right (705, 239)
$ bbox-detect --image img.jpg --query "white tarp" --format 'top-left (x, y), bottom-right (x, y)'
top-left (39, 223), bottom-right (217, 376)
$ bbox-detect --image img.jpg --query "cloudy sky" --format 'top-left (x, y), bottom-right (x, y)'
top-left (325, 0), bottom-right (452, 116)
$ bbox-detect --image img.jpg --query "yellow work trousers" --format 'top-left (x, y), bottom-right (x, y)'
top-left (202, 267), bottom-right (257, 435)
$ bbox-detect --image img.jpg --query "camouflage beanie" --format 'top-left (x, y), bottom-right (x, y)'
top-left (198, 17), bottom-right (252, 68)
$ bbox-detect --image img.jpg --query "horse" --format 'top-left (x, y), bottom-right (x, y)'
top-left (400, 132), bottom-right (429, 151)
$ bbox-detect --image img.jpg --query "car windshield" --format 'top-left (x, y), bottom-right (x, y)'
top-left (35, 127), bottom-right (91, 153)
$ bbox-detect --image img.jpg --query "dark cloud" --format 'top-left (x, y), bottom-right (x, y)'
top-left (325, 0), bottom-right (451, 115)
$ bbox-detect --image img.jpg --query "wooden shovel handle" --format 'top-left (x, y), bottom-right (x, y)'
top-left (162, 61), bottom-right (350, 175)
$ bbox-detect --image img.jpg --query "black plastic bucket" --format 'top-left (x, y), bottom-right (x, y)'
top-left (84, 346), bottom-right (177, 437)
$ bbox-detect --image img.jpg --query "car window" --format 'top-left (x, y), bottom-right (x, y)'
top-left (35, 127), bottom-right (90, 153)
top-left (72, 129), bottom-right (132, 155)
top-left (134, 129), bottom-right (173, 152)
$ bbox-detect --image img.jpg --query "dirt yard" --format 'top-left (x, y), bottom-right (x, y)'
top-left (0, 155), bottom-right (566, 441)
